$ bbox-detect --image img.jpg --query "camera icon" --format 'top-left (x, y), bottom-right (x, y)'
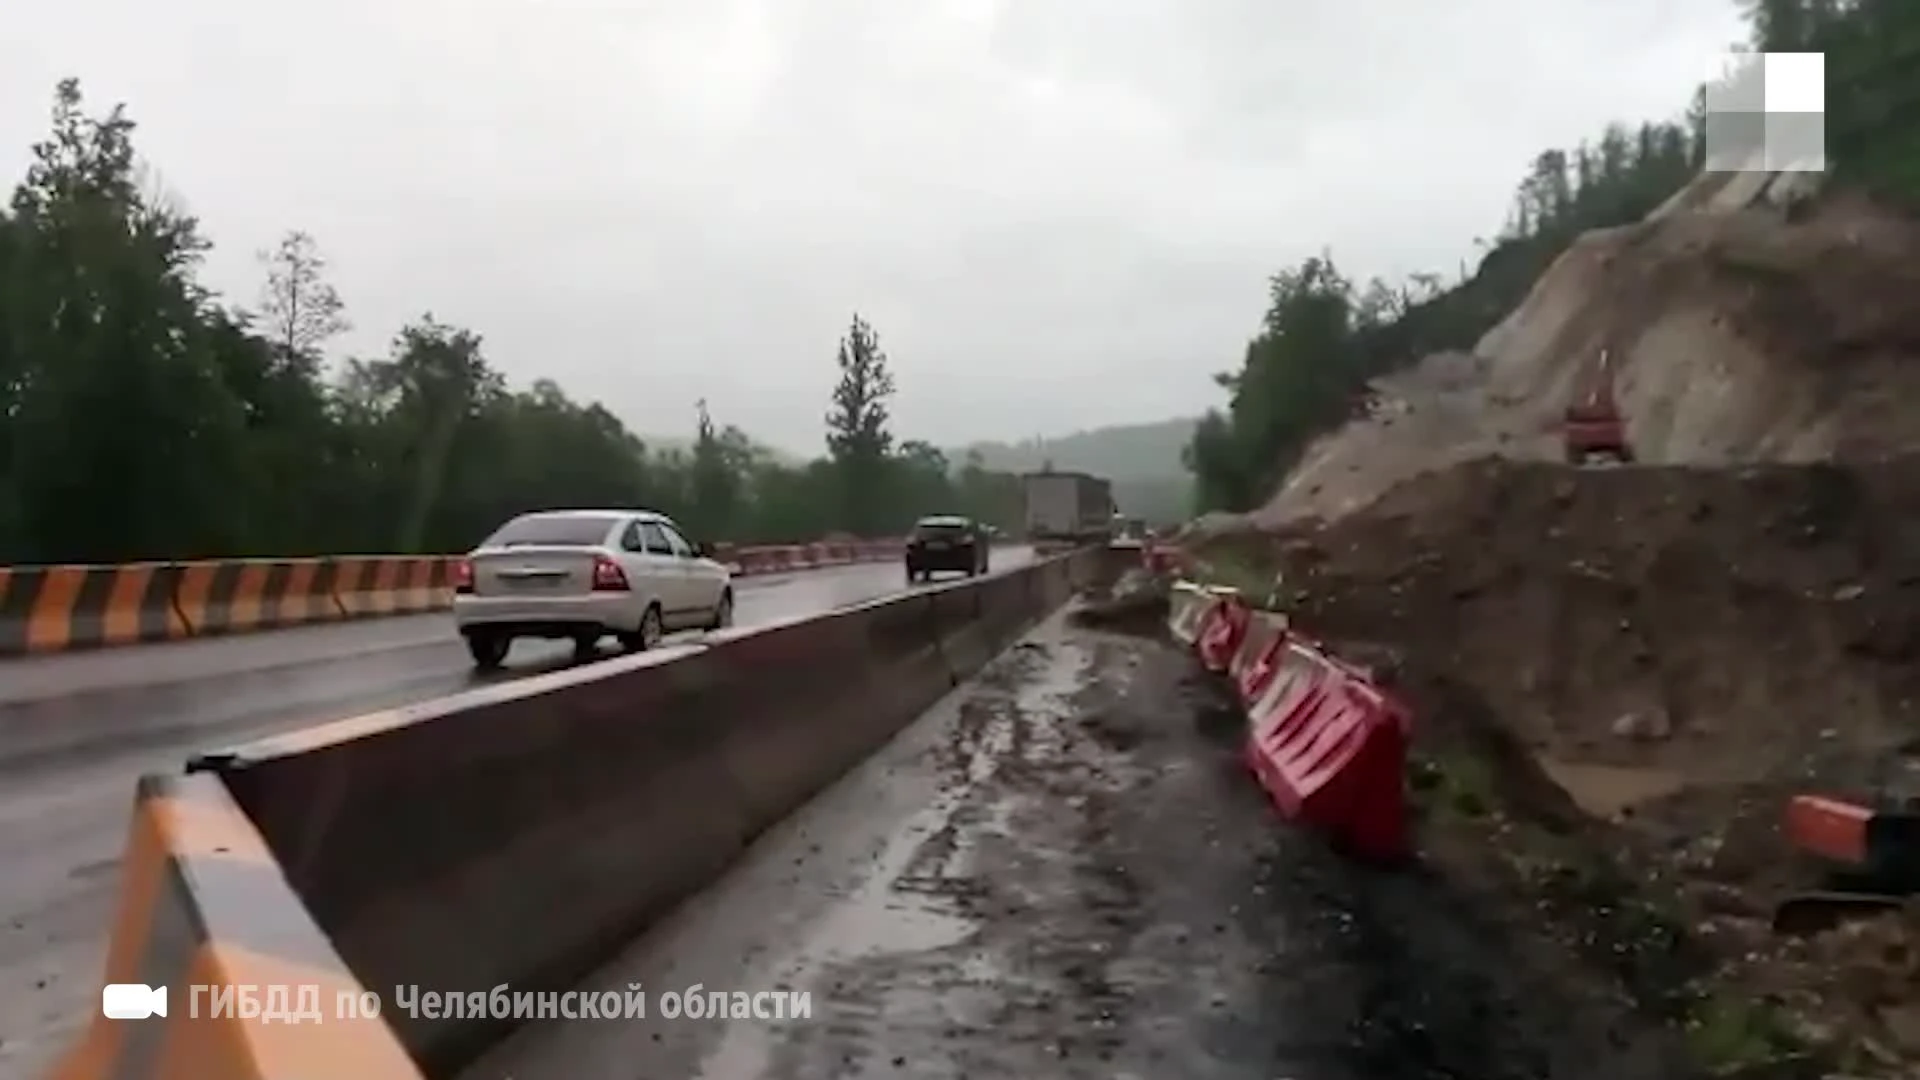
top-left (101, 983), bottom-right (167, 1020)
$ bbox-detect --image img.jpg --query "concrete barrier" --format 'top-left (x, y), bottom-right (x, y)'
top-left (328, 556), bottom-right (450, 619)
top-left (44, 772), bottom-right (416, 1080)
top-left (0, 563), bottom-right (187, 654)
top-left (51, 548), bottom-right (1108, 1079)
top-left (926, 569), bottom-right (1035, 676)
top-left (0, 538), bottom-right (920, 659)
top-left (173, 558), bottom-right (347, 636)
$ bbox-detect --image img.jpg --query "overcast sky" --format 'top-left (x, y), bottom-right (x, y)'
top-left (2, 0), bottom-right (1744, 455)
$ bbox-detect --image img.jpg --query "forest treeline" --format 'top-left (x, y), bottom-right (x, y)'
top-left (0, 81), bottom-right (1023, 565)
top-left (1184, 0), bottom-right (1920, 515)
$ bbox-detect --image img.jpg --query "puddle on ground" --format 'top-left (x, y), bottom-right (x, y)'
top-left (698, 788), bottom-right (984, 1080)
top-left (1013, 640), bottom-right (1089, 720)
top-left (810, 796), bottom-right (979, 962)
top-left (810, 642), bottom-right (1093, 963)
top-left (1539, 757), bottom-right (1690, 818)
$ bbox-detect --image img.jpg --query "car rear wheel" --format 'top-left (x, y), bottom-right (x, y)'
top-left (465, 630), bottom-right (509, 671)
top-left (619, 604), bottom-right (665, 651)
top-left (707, 589), bottom-right (734, 631)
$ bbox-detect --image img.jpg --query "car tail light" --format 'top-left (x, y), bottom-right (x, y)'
top-left (591, 554), bottom-right (629, 591)
top-left (453, 558), bottom-right (474, 594)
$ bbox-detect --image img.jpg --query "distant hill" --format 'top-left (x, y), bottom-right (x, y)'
top-left (952, 417), bottom-right (1198, 524)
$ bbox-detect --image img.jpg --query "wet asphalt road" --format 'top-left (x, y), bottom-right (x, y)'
top-left (0, 548), bottom-right (1034, 1080)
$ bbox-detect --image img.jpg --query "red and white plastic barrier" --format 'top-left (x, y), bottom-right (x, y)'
top-left (721, 537), bottom-right (908, 577)
top-left (1142, 537), bottom-right (1191, 576)
top-left (1167, 582), bottom-right (1410, 861)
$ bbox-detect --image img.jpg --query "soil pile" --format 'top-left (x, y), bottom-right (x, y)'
top-left (1261, 454), bottom-right (1920, 778)
top-left (1252, 184), bottom-right (1920, 529)
top-left (1228, 453), bottom-right (1920, 1071)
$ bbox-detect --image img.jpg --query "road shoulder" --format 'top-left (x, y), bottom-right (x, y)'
top-left (472, 610), bottom-right (1689, 1080)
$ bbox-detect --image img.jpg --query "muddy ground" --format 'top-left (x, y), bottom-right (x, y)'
top-left (1194, 453), bottom-right (1920, 1077)
top-left (783, 615), bottom-right (1721, 1080)
top-left (477, 607), bottom-right (1713, 1079)
top-left (1014, 618), bottom-right (1703, 1080)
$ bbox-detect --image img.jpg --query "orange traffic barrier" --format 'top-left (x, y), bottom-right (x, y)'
top-left (329, 557), bottom-right (451, 619)
top-left (172, 559), bottom-right (346, 637)
top-left (0, 537), bottom-right (919, 658)
top-left (1165, 583), bottom-right (1212, 644)
top-left (1229, 613), bottom-right (1289, 703)
top-left (1785, 794), bottom-right (1872, 866)
top-left (0, 563), bottom-right (189, 655)
top-left (47, 772), bottom-right (418, 1080)
top-left (1242, 639), bottom-right (1409, 860)
top-left (1158, 570), bottom-right (1411, 860)
top-left (1141, 538), bottom-right (1188, 575)
top-left (1194, 594), bottom-right (1250, 673)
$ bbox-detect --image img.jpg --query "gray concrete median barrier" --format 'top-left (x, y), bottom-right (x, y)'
top-left (52, 548), bottom-right (1107, 1080)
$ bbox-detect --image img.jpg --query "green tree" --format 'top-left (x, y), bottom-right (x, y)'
top-left (257, 230), bottom-right (349, 372)
top-left (824, 313), bottom-right (897, 535)
top-left (687, 398), bottom-right (744, 539)
top-left (953, 449), bottom-right (1021, 532)
top-left (2, 78), bottom-right (252, 562)
top-left (0, 79), bottom-right (992, 563)
top-left (889, 439), bottom-right (954, 516)
top-left (369, 317), bottom-right (501, 552)
top-left (1739, 0), bottom-right (1920, 200)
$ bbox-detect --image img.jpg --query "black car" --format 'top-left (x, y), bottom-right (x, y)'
top-left (905, 515), bottom-right (989, 582)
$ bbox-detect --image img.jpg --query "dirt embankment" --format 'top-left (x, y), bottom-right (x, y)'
top-left (1176, 165), bottom-right (1920, 1073)
top-left (1251, 188), bottom-right (1920, 529)
top-left (1273, 456), bottom-right (1920, 776)
top-left (1208, 453), bottom-right (1920, 1073)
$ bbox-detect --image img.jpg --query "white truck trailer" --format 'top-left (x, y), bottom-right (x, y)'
top-left (1021, 470), bottom-right (1114, 544)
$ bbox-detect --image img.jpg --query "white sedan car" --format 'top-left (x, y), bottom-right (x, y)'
top-left (451, 509), bottom-right (734, 670)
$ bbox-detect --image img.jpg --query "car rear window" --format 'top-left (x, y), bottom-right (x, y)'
top-left (914, 520), bottom-right (970, 539)
top-left (484, 515), bottom-right (618, 547)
